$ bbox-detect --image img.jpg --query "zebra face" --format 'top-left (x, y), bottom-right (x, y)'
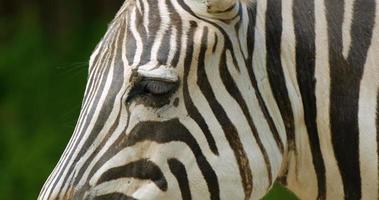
top-left (39, 0), bottom-right (281, 200)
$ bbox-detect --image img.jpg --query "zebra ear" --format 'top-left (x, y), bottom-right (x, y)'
top-left (205, 0), bottom-right (253, 13)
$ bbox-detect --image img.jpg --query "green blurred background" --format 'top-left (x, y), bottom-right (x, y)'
top-left (0, 1), bottom-right (298, 199)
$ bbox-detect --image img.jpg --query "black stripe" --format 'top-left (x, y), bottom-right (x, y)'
top-left (157, 0), bottom-right (176, 65)
top-left (327, 0), bottom-right (376, 199)
top-left (138, 0), bottom-right (149, 45)
top-left (168, 158), bottom-right (192, 200)
top-left (139, 0), bottom-right (161, 65)
top-left (94, 193), bottom-right (137, 200)
top-left (137, 0), bottom-right (144, 16)
top-left (166, 0), bottom-right (182, 68)
top-left (147, 0), bottom-right (161, 36)
top-left (265, 0), bottom-right (292, 155)
top-left (182, 22), bottom-right (219, 155)
top-left (212, 33), bottom-right (218, 53)
top-left (196, 27), bottom-right (252, 200)
top-left (157, 27), bottom-right (171, 64)
top-left (126, 119), bottom-right (220, 200)
top-left (97, 159), bottom-right (168, 191)
top-left (246, 2), bottom-right (286, 164)
top-left (293, 0), bottom-right (326, 199)
top-left (219, 49), bottom-right (272, 185)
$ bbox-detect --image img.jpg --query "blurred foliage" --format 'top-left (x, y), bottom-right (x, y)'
top-left (0, 1), bottom-right (298, 199)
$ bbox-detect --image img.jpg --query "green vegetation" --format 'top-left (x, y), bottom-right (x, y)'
top-left (0, 2), bottom-right (297, 199)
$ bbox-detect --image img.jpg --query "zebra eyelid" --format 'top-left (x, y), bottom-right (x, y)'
top-left (140, 79), bottom-right (179, 95)
top-left (126, 77), bottom-right (179, 103)
top-left (137, 64), bottom-right (179, 82)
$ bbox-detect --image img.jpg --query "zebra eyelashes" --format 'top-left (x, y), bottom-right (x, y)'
top-left (139, 79), bottom-right (178, 96)
top-left (126, 77), bottom-right (179, 106)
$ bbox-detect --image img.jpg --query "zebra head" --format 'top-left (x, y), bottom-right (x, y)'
top-left (39, 0), bottom-right (287, 199)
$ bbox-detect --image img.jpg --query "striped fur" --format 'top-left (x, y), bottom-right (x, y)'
top-left (38, 0), bottom-right (379, 199)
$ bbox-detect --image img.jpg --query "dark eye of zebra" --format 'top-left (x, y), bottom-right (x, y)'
top-left (140, 79), bottom-right (178, 95)
top-left (127, 78), bottom-right (178, 105)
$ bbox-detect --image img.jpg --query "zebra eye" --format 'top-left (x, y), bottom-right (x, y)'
top-left (127, 79), bottom-right (178, 103)
top-left (140, 80), bottom-right (178, 95)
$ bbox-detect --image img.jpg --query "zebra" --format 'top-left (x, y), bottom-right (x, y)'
top-left (38, 0), bottom-right (379, 199)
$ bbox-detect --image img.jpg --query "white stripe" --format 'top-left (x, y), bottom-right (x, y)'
top-left (359, 3), bottom-right (379, 198)
top-left (315, 0), bottom-right (344, 198)
top-left (167, 27), bottom-right (178, 65)
top-left (342, 0), bottom-right (354, 58)
top-left (130, 7), bottom-right (144, 66)
top-left (142, 0), bottom-right (150, 36)
top-left (150, 0), bottom-right (170, 62)
top-left (280, 0), bottom-right (318, 198)
top-left (238, 5), bottom-right (249, 59)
